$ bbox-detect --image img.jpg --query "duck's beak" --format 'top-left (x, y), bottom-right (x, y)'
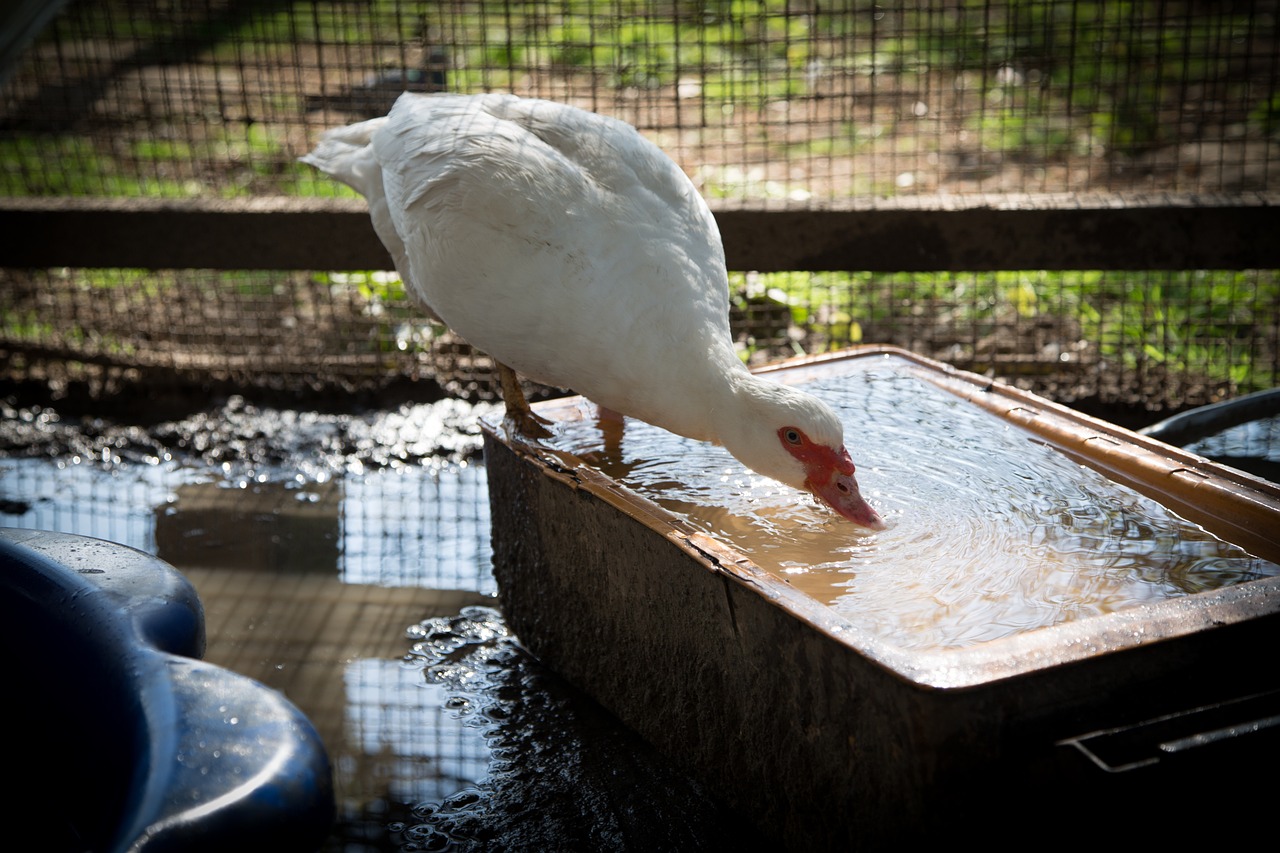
top-left (809, 469), bottom-right (886, 531)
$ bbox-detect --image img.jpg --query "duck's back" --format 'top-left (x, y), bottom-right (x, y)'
top-left (366, 93), bottom-right (740, 440)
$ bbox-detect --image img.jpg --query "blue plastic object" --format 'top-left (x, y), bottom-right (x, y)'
top-left (0, 528), bottom-right (334, 853)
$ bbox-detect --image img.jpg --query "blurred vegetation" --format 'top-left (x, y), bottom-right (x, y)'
top-left (735, 267), bottom-right (1279, 392)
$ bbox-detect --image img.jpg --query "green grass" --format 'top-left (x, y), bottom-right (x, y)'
top-left (0, 122), bottom-right (347, 199)
top-left (0, 136), bottom-right (200, 197)
top-left (2, 264), bottom-right (1274, 396)
top-left (314, 270), bottom-right (407, 306)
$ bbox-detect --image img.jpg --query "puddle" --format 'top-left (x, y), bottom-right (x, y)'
top-left (393, 607), bottom-right (748, 852)
top-left (0, 394), bottom-right (745, 851)
top-left (1, 395), bottom-right (498, 589)
top-left (0, 456), bottom-right (495, 593)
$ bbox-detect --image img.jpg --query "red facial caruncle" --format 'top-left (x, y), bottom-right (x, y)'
top-left (778, 426), bottom-right (885, 530)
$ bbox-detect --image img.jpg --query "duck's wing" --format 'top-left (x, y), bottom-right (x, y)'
top-left (373, 93), bottom-right (722, 276)
top-left (371, 93), bottom-right (727, 310)
top-left (371, 94), bottom-right (585, 255)
top-left (475, 94), bottom-right (703, 214)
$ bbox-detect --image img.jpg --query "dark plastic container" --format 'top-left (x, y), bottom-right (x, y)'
top-left (0, 528), bottom-right (334, 853)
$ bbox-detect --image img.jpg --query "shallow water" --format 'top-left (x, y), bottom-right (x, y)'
top-left (548, 363), bottom-right (1280, 650)
top-left (395, 607), bottom-right (748, 851)
top-left (0, 455), bottom-right (496, 593)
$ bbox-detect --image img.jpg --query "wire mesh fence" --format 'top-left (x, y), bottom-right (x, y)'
top-left (6, 0), bottom-right (1278, 199)
top-left (2, 0), bottom-right (1278, 411)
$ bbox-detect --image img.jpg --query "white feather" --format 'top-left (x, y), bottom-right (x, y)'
top-left (303, 93), bottom-right (879, 521)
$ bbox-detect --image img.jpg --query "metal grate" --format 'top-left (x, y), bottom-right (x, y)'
top-left (2, 1), bottom-right (1279, 412)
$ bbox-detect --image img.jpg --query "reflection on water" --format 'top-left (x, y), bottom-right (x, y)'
top-left (1184, 414), bottom-right (1280, 483)
top-left (343, 658), bottom-right (490, 808)
top-left (0, 456), bottom-right (495, 593)
top-left (549, 363), bottom-right (1280, 650)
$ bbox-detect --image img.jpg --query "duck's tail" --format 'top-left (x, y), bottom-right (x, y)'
top-left (298, 116), bottom-right (388, 197)
top-left (300, 116), bottom-right (415, 293)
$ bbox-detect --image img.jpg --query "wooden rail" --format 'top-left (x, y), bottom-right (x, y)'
top-left (3, 193), bottom-right (1277, 272)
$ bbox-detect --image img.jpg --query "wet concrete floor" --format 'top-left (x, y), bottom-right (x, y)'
top-left (0, 394), bottom-right (750, 852)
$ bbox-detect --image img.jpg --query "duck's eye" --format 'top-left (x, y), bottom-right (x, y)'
top-left (782, 428), bottom-right (802, 445)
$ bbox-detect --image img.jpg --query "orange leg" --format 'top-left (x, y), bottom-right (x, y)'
top-left (596, 404), bottom-right (625, 456)
top-left (497, 361), bottom-right (552, 439)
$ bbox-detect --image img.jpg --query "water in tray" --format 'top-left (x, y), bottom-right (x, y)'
top-left (547, 361), bottom-right (1280, 650)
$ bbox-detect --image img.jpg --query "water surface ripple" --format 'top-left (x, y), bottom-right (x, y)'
top-left (551, 365), bottom-right (1278, 650)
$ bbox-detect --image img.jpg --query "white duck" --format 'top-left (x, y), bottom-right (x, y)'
top-left (302, 93), bottom-right (885, 529)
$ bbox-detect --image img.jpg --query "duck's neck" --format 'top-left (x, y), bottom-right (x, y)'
top-left (665, 357), bottom-right (780, 452)
top-left (601, 343), bottom-right (753, 446)
top-left (709, 370), bottom-right (784, 450)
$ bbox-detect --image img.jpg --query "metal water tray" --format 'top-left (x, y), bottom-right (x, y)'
top-left (481, 347), bottom-right (1280, 849)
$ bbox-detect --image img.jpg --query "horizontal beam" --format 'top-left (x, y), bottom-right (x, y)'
top-left (3, 193), bottom-right (1277, 272)
top-left (719, 193), bottom-right (1280, 272)
top-left (4, 197), bottom-right (388, 272)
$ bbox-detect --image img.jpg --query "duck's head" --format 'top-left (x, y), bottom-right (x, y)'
top-left (720, 377), bottom-right (886, 531)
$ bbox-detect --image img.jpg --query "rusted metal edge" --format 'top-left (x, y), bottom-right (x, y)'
top-left (4, 193), bottom-right (1277, 271)
top-left (482, 347), bottom-right (1280, 690)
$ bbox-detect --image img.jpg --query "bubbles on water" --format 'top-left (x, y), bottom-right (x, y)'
top-left (400, 821), bottom-right (453, 851)
top-left (408, 608), bottom-right (511, 667)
